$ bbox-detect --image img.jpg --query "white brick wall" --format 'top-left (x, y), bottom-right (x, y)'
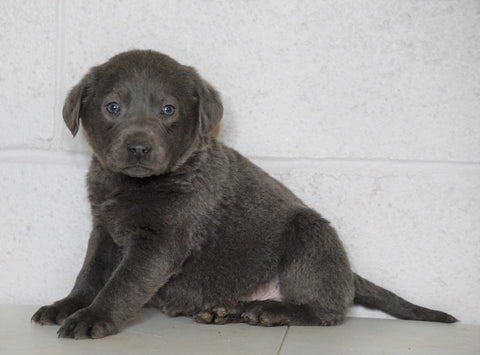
top-left (1, 1), bottom-right (479, 324)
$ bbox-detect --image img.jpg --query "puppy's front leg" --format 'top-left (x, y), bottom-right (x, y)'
top-left (32, 224), bottom-right (121, 325)
top-left (57, 240), bottom-right (182, 339)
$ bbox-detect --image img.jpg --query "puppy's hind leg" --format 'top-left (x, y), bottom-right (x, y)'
top-left (277, 209), bottom-right (355, 326)
top-left (194, 301), bottom-right (318, 326)
top-left (195, 210), bottom-right (355, 327)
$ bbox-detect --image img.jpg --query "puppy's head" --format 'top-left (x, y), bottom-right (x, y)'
top-left (63, 50), bottom-right (223, 178)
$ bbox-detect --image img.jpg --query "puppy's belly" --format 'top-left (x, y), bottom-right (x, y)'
top-left (243, 276), bottom-right (282, 302)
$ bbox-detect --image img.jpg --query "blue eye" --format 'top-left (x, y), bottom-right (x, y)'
top-left (161, 104), bottom-right (176, 116)
top-left (106, 102), bottom-right (121, 115)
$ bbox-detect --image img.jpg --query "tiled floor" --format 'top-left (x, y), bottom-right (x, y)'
top-left (1, 305), bottom-right (479, 354)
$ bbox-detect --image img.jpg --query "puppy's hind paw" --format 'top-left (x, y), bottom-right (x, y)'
top-left (193, 306), bottom-right (243, 325)
top-left (194, 311), bottom-right (214, 324)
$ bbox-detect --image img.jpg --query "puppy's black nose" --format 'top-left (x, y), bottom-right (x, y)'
top-left (127, 144), bottom-right (151, 158)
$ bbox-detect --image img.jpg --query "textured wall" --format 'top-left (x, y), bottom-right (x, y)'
top-left (1, 1), bottom-right (479, 324)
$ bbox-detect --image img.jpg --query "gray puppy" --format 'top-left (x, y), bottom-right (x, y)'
top-left (32, 50), bottom-right (456, 339)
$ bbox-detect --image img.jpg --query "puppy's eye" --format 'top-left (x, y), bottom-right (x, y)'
top-left (161, 104), bottom-right (176, 116)
top-left (106, 102), bottom-right (121, 115)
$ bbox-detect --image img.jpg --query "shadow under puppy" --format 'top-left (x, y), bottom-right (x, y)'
top-left (32, 50), bottom-right (457, 339)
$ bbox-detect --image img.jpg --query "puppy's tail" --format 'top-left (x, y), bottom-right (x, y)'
top-left (353, 273), bottom-right (457, 323)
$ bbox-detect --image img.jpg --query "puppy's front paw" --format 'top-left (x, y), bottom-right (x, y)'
top-left (57, 307), bottom-right (118, 339)
top-left (31, 297), bottom-right (86, 325)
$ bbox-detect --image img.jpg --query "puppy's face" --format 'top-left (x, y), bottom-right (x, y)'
top-left (63, 50), bottom-right (222, 178)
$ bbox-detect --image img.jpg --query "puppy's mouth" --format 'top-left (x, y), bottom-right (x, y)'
top-left (121, 165), bottom-right (156, 178)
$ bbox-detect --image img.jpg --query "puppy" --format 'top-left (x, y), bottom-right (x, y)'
top-left (32, 50), bottom-right (456, 339)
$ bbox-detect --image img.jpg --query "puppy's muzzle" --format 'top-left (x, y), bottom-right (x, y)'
top-left (127, 143), bottom-right (151, 160)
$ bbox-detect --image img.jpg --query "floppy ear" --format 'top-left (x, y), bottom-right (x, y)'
top-left (62, 74), bottom-right (91, 137)
top-left (196, 76), bottom-right (223, 135)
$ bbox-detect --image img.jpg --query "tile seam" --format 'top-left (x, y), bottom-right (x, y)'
top-left (276, 326), bottom-right (290, 355)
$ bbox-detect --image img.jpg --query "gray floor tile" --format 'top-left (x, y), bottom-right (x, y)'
top-left (279, 317), bottom-right (480, 355)
top-left (3, 306), bottom-right (479, 355)
top-left (1, 305), bottom-right (286, 355)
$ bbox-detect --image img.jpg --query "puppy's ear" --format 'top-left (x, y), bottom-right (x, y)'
top-left (195, 75), bottom-right (223, 135)
top-left (62, 74), bottom-right (92, 137)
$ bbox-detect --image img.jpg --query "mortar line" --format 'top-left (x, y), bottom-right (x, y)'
top-left (249, 155), bottom-right (480, 167)
top-left (0, 148), bottom-right (479, 171)
top-left (51, 0), bottom-right (66, 150)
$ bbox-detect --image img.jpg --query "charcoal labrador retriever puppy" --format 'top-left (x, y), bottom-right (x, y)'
top-left (32, 50), bottom-right (456, 339)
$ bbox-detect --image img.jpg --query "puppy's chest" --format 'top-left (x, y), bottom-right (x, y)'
top-left (90, 182), bottom-right (198, 247)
